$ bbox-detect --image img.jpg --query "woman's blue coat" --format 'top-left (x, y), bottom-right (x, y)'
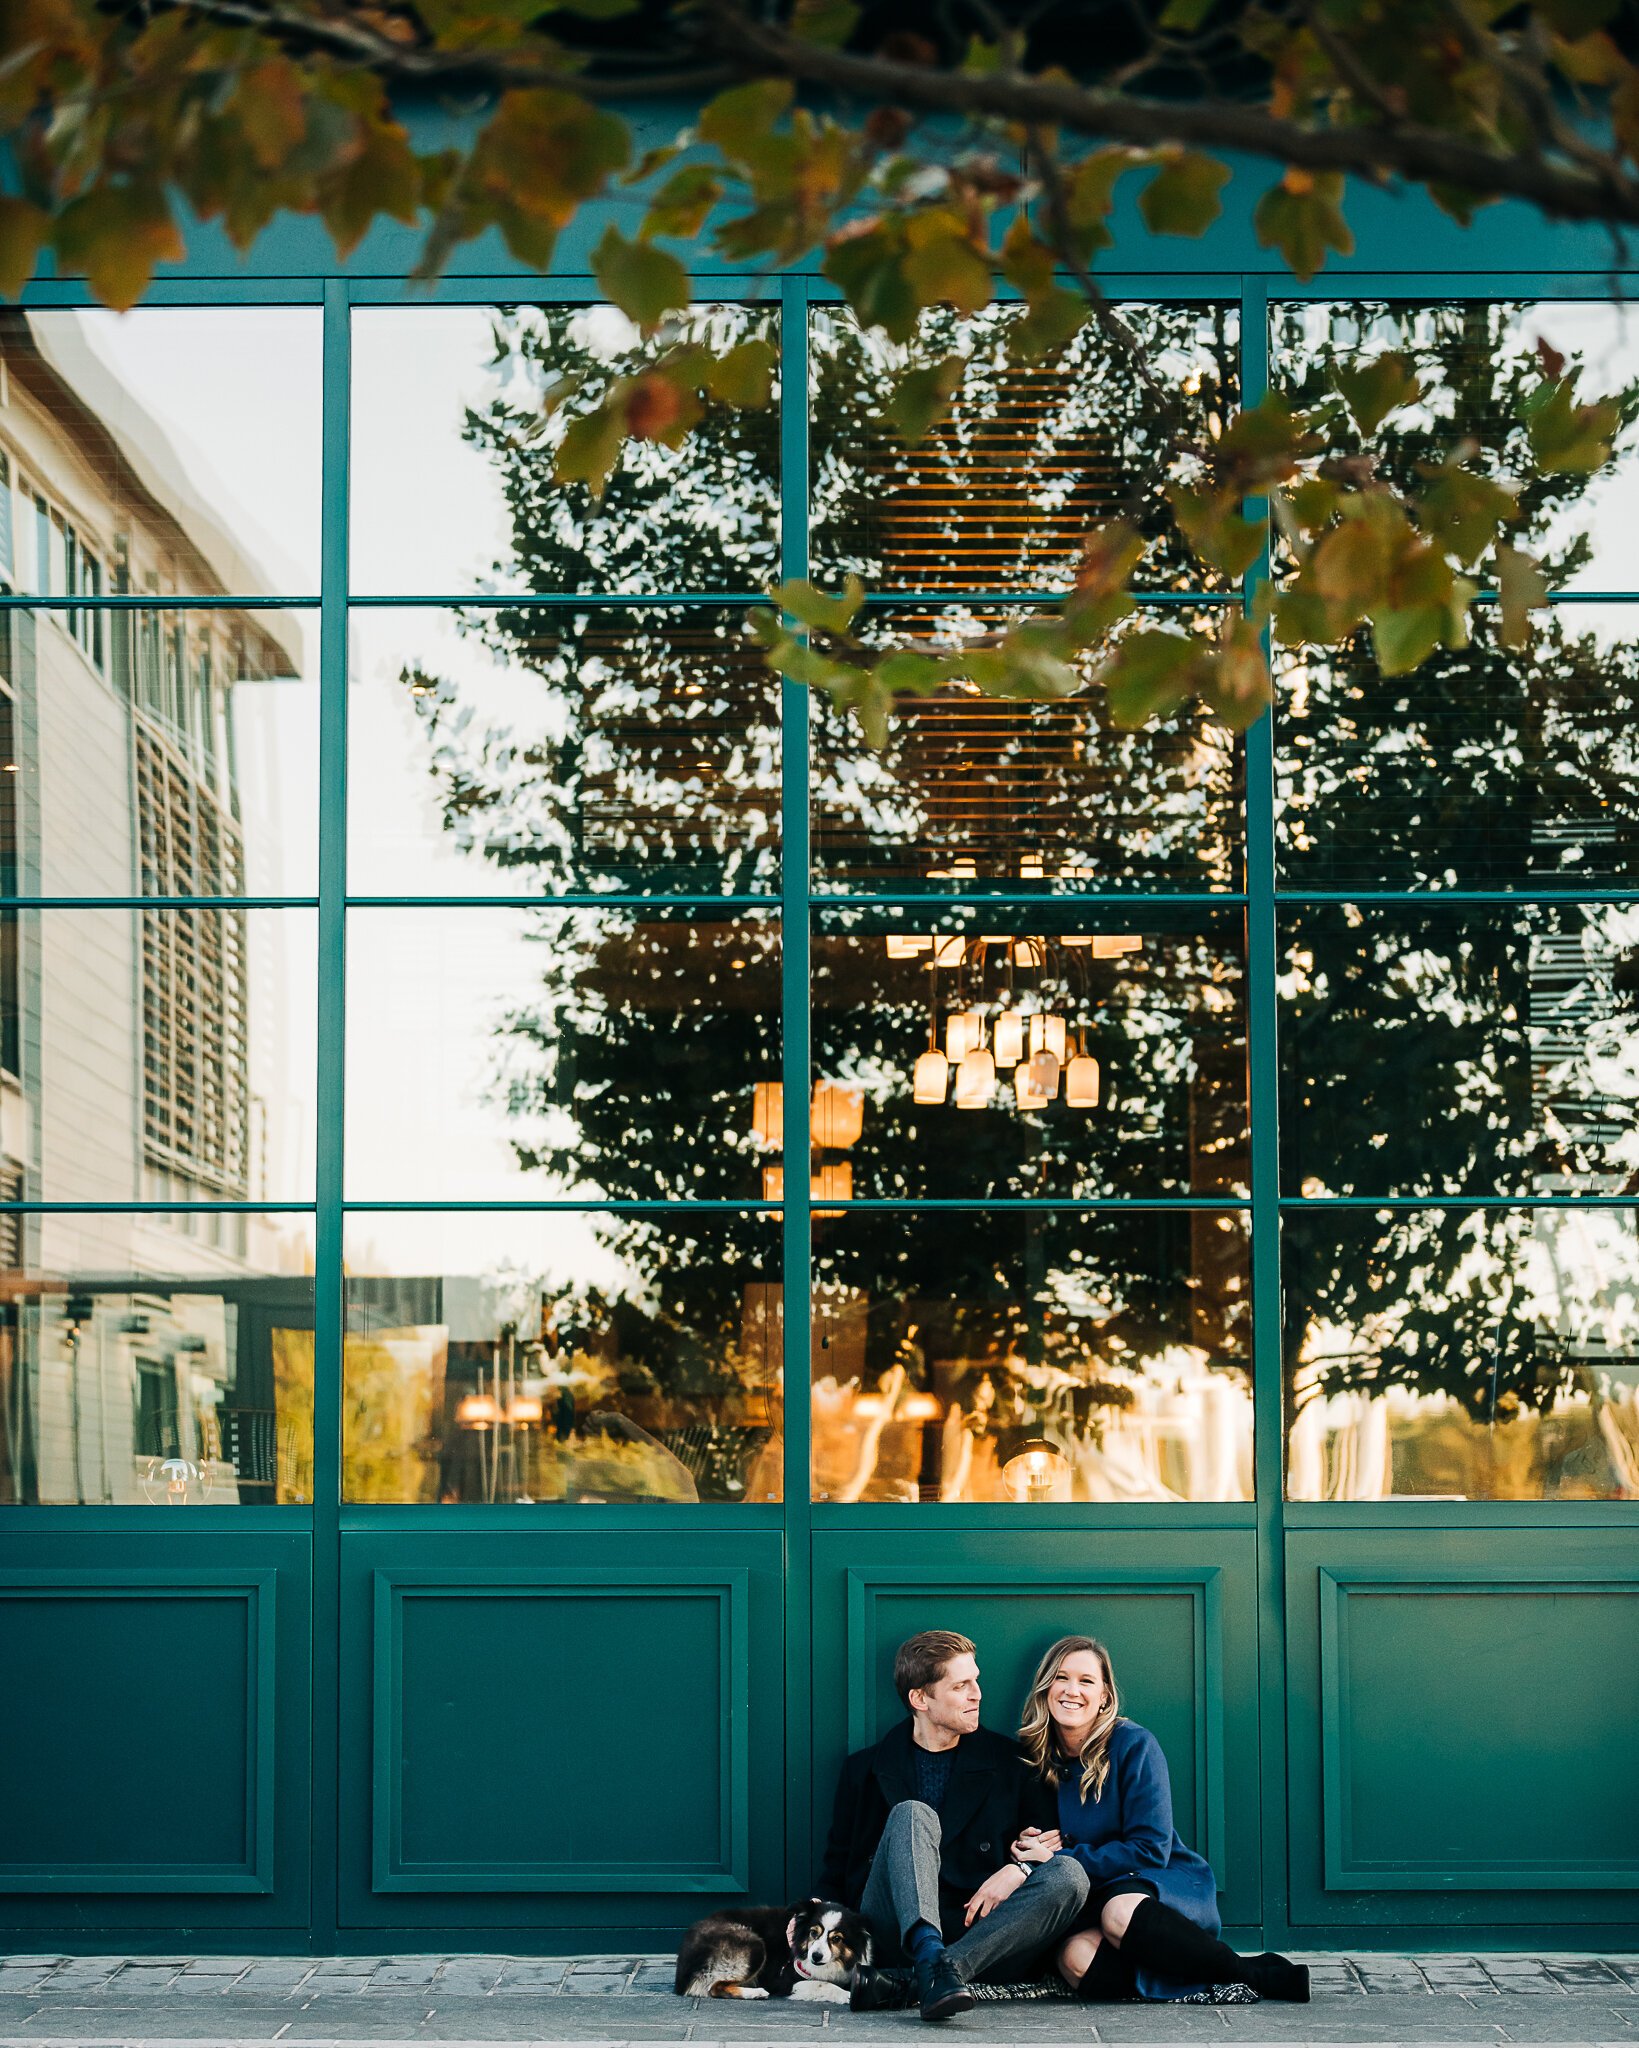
top-left (1044, 1718), bottom-right (1220, 2000)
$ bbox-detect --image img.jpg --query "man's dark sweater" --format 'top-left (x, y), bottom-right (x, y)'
top-left (912, 1743), bottom-right (956, 1814)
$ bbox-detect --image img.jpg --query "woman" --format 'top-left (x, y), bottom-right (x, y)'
top-left (1014, 1636), bottom-right (1308, 2003)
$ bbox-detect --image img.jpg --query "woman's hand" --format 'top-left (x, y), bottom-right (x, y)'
top-left (1011, 1826), bottom-right (1062, 1864)
top-left (963, 1863), bottom-right (1028, 1925)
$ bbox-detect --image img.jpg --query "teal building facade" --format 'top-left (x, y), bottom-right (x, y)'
top-left (0, 159), bottom-right (1636, 1954)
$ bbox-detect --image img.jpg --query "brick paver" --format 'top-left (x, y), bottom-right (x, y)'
top-left (0, 1951), bottom-right (1633, 2044)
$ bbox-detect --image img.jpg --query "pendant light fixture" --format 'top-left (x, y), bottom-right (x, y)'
top-left (751, 1081), bottom-right (782, 1148)
top-left (913, 1050), bottom-right (949, 1103)
top-left (945, 1009), bottom-right (984, 1061)
top-left (954, 1046), bottom-right (996, 1108)
top-left (1029, 1013), bottom-right (1068, 1064)
top-left (810, 1080), bottom-right (864, 1149)
top-left (993, 1009), bottom-right (1025, 1068)
top-left (1065, 1044), bottom-right (1100, 1108)
top-left (1015, 1048), bottom-right (1059, 1110)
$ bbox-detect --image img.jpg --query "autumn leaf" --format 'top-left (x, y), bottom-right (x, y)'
top-left (884, 353), bottom-right (966, 443)
top-left (1253, 169), bottom-right (1354, 279)
top-left (1494, 543), bottom-right (1551, 644)
top-left (591, 225), bottom-right (690, 332)
top-left (1139, 150), bottom-right (1230, 236)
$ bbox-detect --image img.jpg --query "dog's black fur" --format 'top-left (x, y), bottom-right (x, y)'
top-left (674, 1897), bottom-right (872, 2002)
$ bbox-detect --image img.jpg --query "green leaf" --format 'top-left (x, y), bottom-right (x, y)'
top-left (1371, 604), bottom-right (1445, 675)
top-left (643, 164), bottom-right (722, 240)
top-left (885, 353), bottom-right (966, 443)
top-left (901, 217), bottom-right (992, 315)
top-left (874, 649), bottom-right (952, 695)
top-left (823, 226), bottom-right (920, 342)
top-left (705, 336), bottom-right (777, 408)
top-left (554, 402), bottom-right (626, 497)
top-left (1335, 352), bottom-right (1420, 436)
top-left (768, 575), bottom-right (866, 635)
top-left (1252, 170), bottom-right (1354, 281)
top-left (1005, 286), bottom-right (1089, 363)
top-left (0, 196), bottom-right (47, 298)
top-left (1158, 0), bottom-right (1216, 25)
top-left (1139, 151), bottom-right (1230, 237)
top-left (1524, 378), bottom-right (1622, 473)
top-left (591, 226), bottom-right (689, 333)
top-left (1101, 628), bottom-right (1205, 728)
top-left (790, 0), bottom-right (860, 45)
top-left (1494, 544), bottom-right (1550, 646)
top-left (543, 0), bottom-right (637, 14)
top-left (1418, 466), bottom-right (1517, 566)
top-left (698, 79), bottom-right (794, 151)
top-left (54, 184), bottom-right (184, 311)
top-left (1199, 616), bottom-right (1270, 728)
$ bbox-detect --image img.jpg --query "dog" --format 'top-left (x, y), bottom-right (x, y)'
top-left (674, 1896), bottom-right (872, 2002)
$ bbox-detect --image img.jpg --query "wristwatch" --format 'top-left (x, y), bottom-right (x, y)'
top-left (1010, 1856), bottom-right (1032, 1879)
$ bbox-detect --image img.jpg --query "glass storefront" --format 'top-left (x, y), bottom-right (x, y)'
top-left (0, 291), bottom-right (1634, 1510)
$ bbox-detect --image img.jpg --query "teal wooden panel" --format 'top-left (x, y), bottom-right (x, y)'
top-left (338, 1527), bottom-right (784, 1933)
top-left (811, 1529), bottom-right (1260, 1928)
top-left (0, 1530), bottom-right (310, 1932)
top-left (1288, 1530), bottom-right (1639, 1926)
top-left (372, 1567), bottom-right (748, 1893)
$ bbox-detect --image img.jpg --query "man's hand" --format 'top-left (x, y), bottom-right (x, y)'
top-left (1011, 1826), bottom-right (1061, 1864)
top-left (963, 1862), bottom-right (1028, 1926)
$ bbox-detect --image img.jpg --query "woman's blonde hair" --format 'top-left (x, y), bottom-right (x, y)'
top-left (1019, 1635), bottom-right (1122, 1802)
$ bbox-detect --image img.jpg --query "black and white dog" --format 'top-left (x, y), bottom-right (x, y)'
top-left (674, 1897), bottom-right (872, 2002)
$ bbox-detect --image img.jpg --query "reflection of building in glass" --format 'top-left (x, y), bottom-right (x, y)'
top-left (0, 315), bottom-right (311, 1506)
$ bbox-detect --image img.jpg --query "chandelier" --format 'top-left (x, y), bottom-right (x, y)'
top-left (889, 932), bottom-right (1142, 1113)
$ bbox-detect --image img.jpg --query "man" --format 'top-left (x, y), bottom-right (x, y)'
top-left (819, 1629), bottom-right (1089, 2021)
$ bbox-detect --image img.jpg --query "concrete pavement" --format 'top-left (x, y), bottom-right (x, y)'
top-left (0, 1952), bottom-right (1636, 2046)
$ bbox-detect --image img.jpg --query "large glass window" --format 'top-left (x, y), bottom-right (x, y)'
top-left (0, 905), bottom-right (316, 1202)
top-left (811, 303), bottom-right (1238, 593)
top-left (344, 907), bottom-right (779, 1202)
top-left (343, 1210), bottom-right (781, 1504)
top-left (1284, 1205), bottom-right (1639, 1501)
top-left (811, 606), bottom-right (1242, 894)
top-left (349, 303), bottom-right (779, 598)
top-left (349, 606), bottom-right (778, 897)
top-left (0, 308), bottom-right (322, 596)
top-left (811, 1209), bottom-right (1251, 1503)
top-left (814, 904), bottom-right (1246, 1201)
top-left (0, 1211), bottom-right (316, 1506)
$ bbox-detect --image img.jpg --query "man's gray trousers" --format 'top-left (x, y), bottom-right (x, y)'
top-left (858, 1800), bottom-right (1089, 1983)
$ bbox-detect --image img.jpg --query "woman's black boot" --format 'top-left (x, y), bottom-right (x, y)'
top-left (1118, 1899), bottom-right (1310, 2003)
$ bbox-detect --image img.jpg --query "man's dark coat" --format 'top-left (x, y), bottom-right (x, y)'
top-left (817, 1719), bottom-right (1029, 1917)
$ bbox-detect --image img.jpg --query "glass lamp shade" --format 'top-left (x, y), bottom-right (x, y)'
top-left (1029, 1013), bottom-right (1068, 1063)
top-left (993, 1009), bottom-right (1025, 1067)
top-left (932, 936), bottom-right (967, 967)
top-left (751, 1079), bottom-right (783, 1148)
top-left (1010, 937), bottom-right (1045, 968)
top-left (885, 934), bottom-right (932, 959)
top-left (812, 1161), bottom-right (853, 1202)
top-left (913, 1050), bottom-right (950, 1104)
top-left (1001, 1438), bottom-right (1074, 1502)
top-left (1065, 1054), bottom-right (1100, 1108)
top-left (455, 1392), bottom-right (500, 1429)
top-left (811, 1079), bottom-right (865, 1149)
top-left (1014, 1050), bottom-right (1059, 1110)
top-left (954, 1047), bottom-right (996, 1108)
top-left (945, 1009), bottom-right (985, 1061)
top-left (762, 1164), bottom-right (784, 1199)
top-left (1091, 934), bottom-right (1143, 958)
top-left (505, 1395), bottom-right (544, 1424)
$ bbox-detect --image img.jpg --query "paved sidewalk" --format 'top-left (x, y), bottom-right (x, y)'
top-left (0, 1954), bottom-right (1636, 2047)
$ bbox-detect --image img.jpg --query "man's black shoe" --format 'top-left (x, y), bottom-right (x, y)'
top-left (850, 1966), bottom-right (915, 2012)
top-left (917, 1956), bottom-right (974, 2022)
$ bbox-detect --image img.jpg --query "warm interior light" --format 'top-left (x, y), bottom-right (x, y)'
top-left (1010, 938), bottom-right (1044, 967)
top-left (954, 1047), bottom-right (996, 1108)
top-left (913, 1050), bottom-right (950, 1104)
top-left (1019, 855), bottom-right (1045, 880)
top-left (1001, 1438), bottom-right (1073, 1502)
top-left (945, 1010), bottom-right (984, 1061)
top-left (932, 936), bottom-right (967, 968)
top-left (762, 1165), bottom-right (784, 1199)
top-left (811, 1079), bottom-right (865, 1149)
top-left (752, 1080), bottom-right (783, 1147)
top-left (456, 1393), bottom-right (500, 1429)
top-left (1065, 1053), bottom-right (1100, 1108)
top-left (1091, 935), bottom-right (1144, 957)
top-left (506, 1396), bottom-right (544, 1425)
top-left (993, 1010), bottom-right (1025, 1067)
top-left (1029, 1014), bottom-right (1068, 1063)
top-left (1015, 1050), bottom-right (1059, 1110)
top-left (812, 1162), bottom-right (853, 1203)
top-left (900, 1391), bottom-right (942, 1421)
top-left (885, 935), bottom-right (933, 959)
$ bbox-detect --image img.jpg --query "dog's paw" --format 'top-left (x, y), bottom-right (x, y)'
top-left (735, 1986), bottom-right (770, 1998)
top-left (789, 1981), bottom-right (851, 2003)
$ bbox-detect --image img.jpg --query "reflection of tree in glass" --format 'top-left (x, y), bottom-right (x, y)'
top-left (810, 304), bottom-right (1238, 592)
top-left (1275, 306), bottom-right (1639, 1468)
top-left (402, 305), bottom-right (780, 895)
top-left (1275, 303), bottom-right (1639, 893)
top-left (1285, 1206), bottom-right (1639, 1498)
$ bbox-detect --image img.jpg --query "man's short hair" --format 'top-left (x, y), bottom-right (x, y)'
top-left (894, 1629), bottom-right (977, 1707)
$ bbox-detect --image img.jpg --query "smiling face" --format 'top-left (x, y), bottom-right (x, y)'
top-left (909, 1649), bottom-right (982, 1740)
top-left (1046, 1646), bottom-right (1111, 1747)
